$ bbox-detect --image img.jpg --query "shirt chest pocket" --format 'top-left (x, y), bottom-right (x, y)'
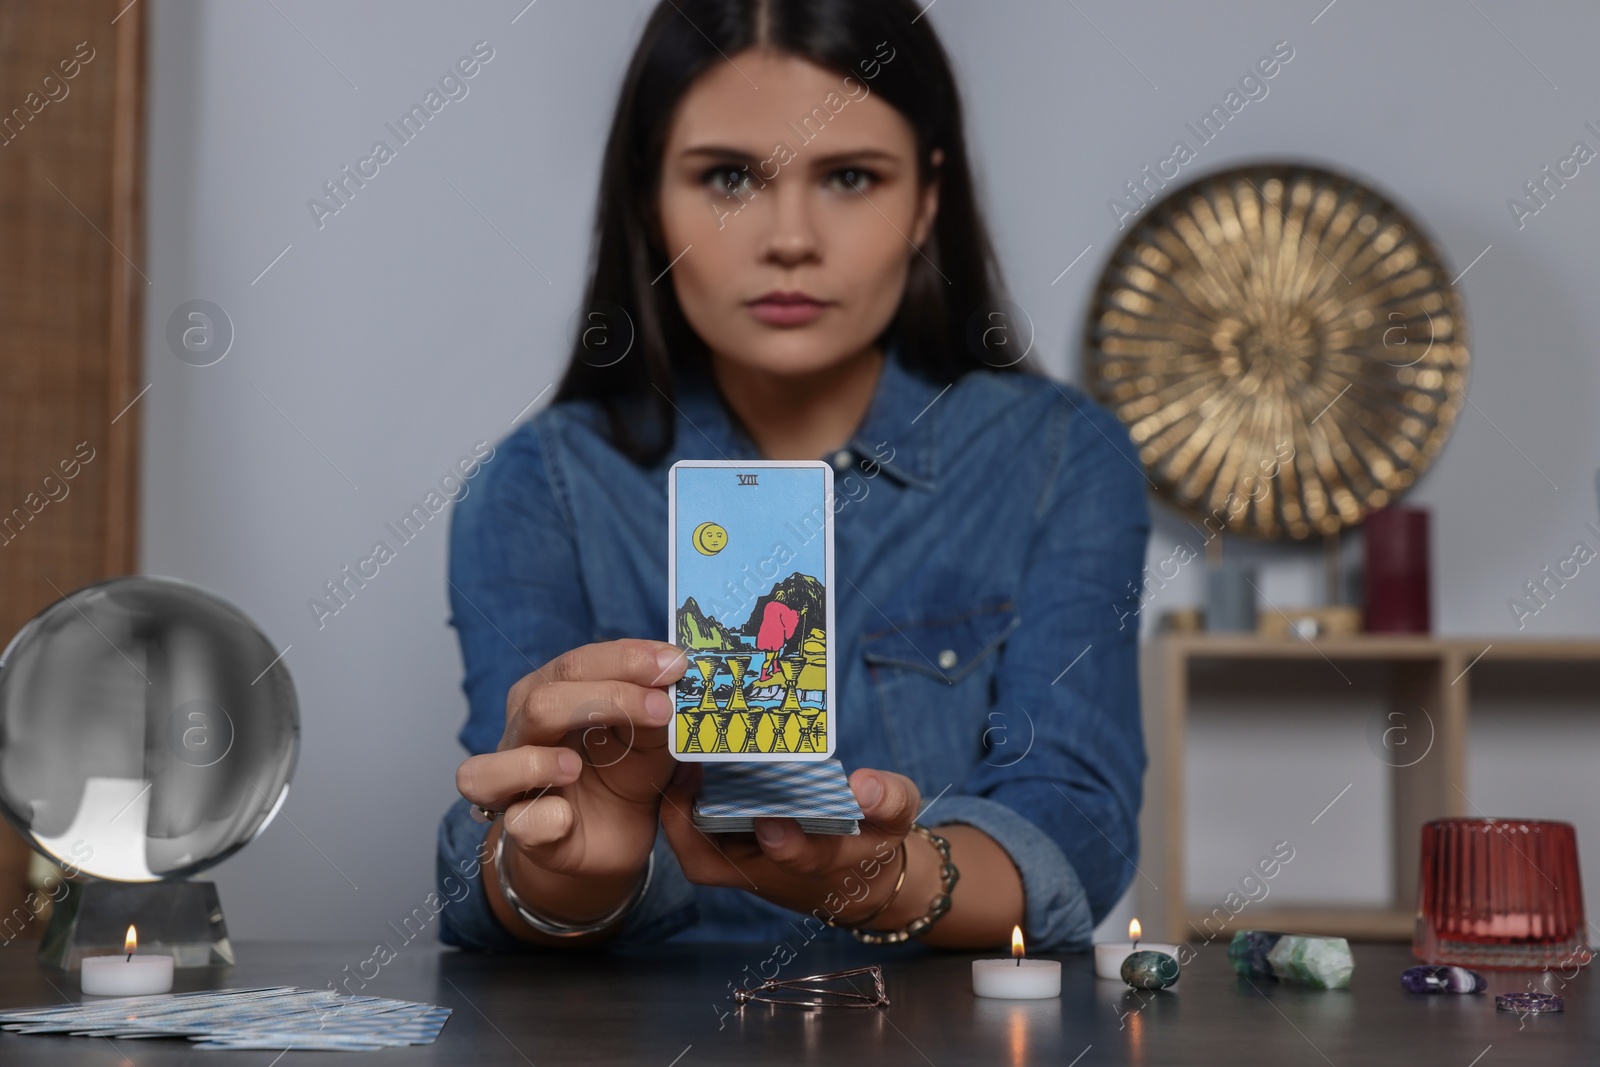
top-left (860, 600), bottom-right (1021, 784)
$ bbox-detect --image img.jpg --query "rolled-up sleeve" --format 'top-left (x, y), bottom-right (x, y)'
top-left (436, 418), bottom-right (700, 950)
top-left (932, 389), bottom-right (1150, 952)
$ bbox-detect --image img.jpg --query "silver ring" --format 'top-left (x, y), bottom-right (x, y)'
top-left (1497, 992), bottom-right (1564, 1013)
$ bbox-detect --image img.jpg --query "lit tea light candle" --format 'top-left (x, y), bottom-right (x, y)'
top-left (81, 926), bottom-right (174, 996)
top-left (972, 926), bottom-right (1061, 999)
top-left (1094, 918), bottom-right (1182, 982)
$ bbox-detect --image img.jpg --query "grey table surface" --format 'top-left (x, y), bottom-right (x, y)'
top-left (0, 940), bottom-right (1590, 1065)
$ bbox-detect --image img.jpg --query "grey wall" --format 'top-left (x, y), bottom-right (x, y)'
top-left (142, 0), bottom-right (1600, 943)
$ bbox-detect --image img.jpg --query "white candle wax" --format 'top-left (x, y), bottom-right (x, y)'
top-left (972, 958), bottom-right (1061, 999)
top-left (1093, 942), bottom-right (1183, 982)
top-left (81, 953), bottom-right (174, 996)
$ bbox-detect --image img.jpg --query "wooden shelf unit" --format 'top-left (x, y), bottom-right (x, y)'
top-left (1138, 635), bottom-right (1600, 944)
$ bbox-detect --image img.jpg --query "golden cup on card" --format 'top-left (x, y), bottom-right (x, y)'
top-left (709, 711), bottom-right (736, 754)
top-left (796, 708), bottom-right (823, 754)
top-left (692, 655), bottom-right (720, 712)
top-left (678, 709), bottom-right (709, 753)
top-left (777, 658), bottom-right (803, 712)
top-left (725, 655), bottom-right (751, 713)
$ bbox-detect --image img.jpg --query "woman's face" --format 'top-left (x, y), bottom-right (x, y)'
top-left (656, 48), bottom-right (940, 378)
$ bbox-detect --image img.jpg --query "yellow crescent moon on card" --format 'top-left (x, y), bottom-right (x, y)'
top-left (692, 521), bottom-right (728, 555)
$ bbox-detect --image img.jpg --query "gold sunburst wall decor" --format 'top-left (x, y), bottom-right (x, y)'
top-left (1085, 163), bottom-right (1469, 541)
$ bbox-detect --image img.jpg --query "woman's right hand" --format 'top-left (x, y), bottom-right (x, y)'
top-left (454, 638), bottom-right (686, 927)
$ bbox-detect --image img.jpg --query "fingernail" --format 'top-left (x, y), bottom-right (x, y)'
top-left (756, 820), bottom-right (787, 847)
top-left (657, 647), bottom-right (683, 676)
top-left (646, 688), bottom-right (673, 724)
top-left (556, 749), bottom-right (582, 777)
top-left (856, 774), bottom-right (883, 809)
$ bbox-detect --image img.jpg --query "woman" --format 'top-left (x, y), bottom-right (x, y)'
top-left (441, 0), bottom-right (1149, 953)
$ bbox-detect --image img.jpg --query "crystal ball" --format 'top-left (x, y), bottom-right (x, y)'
top-left (0, 576), bottom-right (298, 881)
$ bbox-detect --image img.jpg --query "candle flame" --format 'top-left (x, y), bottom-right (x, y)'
top-left (1128, 918), bottom-right (1141, 942)
top-left (125, 926), bottom-right (137, 956)
top-left (1011, 925), bottom-right (1025, 958)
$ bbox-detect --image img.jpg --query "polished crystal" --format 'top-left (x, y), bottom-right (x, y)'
top-left (1228, 930), bottom-right (1283, 979)
top-left (1400, 965), bottom-right (1485, 994)
top-left (1121, 950), bottom-right (1180, 990)
top-left (1267, 935), bottom-right (1355, 990)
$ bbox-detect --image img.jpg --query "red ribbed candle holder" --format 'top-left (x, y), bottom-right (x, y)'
top-left (1414, 818), bottom-right (1587, 968)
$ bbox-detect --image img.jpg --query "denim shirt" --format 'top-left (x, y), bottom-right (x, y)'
top-left (436, 342), bottom-right (1151, 952)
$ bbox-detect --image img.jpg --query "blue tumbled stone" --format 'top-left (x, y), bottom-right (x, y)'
top-left (1401, 965), bottom-right (1485, 994)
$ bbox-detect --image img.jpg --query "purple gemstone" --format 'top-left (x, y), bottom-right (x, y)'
top-left (1400, 965), bottom-right (1486, 994)
top-left (1228, 931), bottom-right (1284, 979)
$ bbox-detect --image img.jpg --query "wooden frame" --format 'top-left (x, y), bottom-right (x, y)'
top-left (1139, 634), bottom-right (1600, 942)
top-left (0, 0), bottom-right (146, 929)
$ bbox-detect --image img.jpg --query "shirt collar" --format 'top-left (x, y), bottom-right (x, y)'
top-left (667, 339), bottom-right (943, 492)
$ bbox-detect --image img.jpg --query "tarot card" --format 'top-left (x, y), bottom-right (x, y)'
top-left (692, 757), bottom-right (862, 834)
top-left (0, 986), bottom-right (451, 1050)
top-left (668, 459), bottom-right (834, 762)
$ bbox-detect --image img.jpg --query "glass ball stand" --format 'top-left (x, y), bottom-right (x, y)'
top-left (41, 880), bottom-right (235, 970)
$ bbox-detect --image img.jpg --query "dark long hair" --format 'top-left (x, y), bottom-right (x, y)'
top-left (553, 0), bottom-right (1028, 467)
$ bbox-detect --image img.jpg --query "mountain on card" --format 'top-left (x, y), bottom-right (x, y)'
top-left (677, 596), bottom-right (740, 651)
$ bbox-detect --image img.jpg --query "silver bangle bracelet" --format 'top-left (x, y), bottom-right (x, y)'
top-left (493, 829), bottom-right (653, 939)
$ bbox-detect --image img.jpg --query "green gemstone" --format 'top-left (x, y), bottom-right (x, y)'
top-left (1121, 950), bottom-right (1180, 990)
top-left (1265, 935), bottom-right (1354, 990)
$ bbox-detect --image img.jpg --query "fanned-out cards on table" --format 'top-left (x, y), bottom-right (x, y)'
top-left (0, 986), bottom-right (450, 1052)
top-left (668, 460), bottom-right (860, 835)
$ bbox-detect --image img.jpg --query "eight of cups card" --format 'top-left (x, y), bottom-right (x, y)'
top-left (667, 460), bottom-right (835, 762)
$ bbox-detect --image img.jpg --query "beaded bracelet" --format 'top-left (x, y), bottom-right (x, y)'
top-left (846, 824), bottom-right (958, 945)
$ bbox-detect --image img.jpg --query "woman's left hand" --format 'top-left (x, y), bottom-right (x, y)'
top-left (660, 763), bottom-right (929, 929)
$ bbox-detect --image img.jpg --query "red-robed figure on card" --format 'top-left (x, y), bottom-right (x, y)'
top-left (753, 590), bottom-right (798, 683)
